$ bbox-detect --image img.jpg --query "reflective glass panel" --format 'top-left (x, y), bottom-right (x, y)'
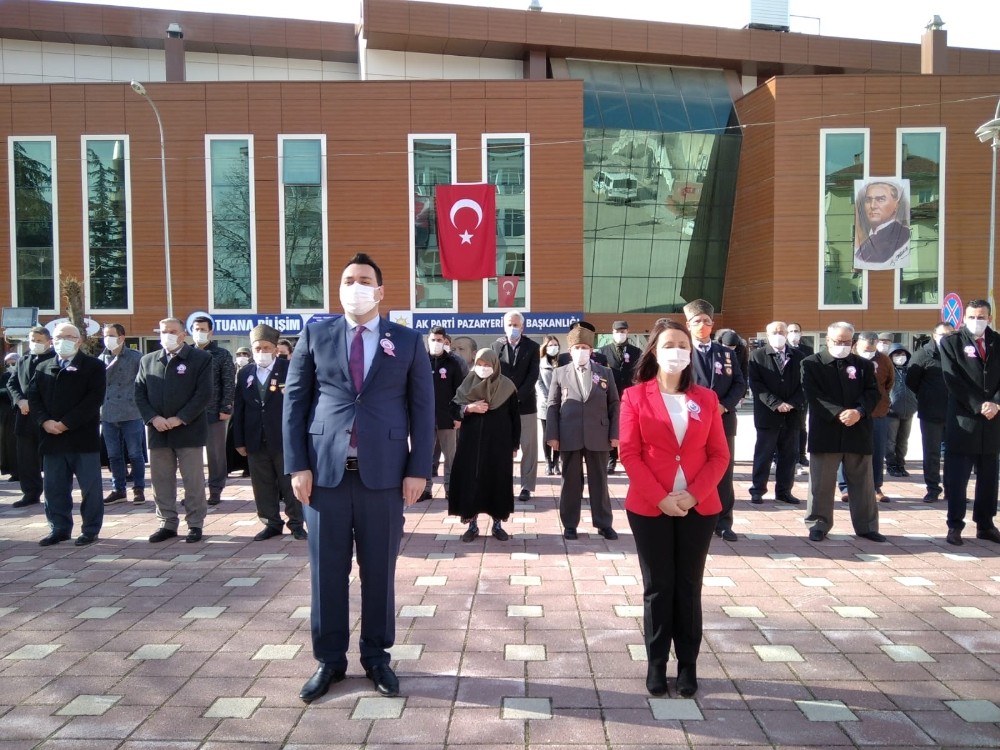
top-left (12, 140), bottom-right (56, 310)
top-left (209, 139), bottom-right (252, 310)
top-left (822, 132), bottom-right (866, 305)
top-left (486, 138), bottom-right (527, 309)
top-left (412, 138), bottom-right (454, 309)
top-left (282, 138), bottom-right (324, 309)
top-left (899, 131), bottom-right (941, 305)
top-left (85, 139), bottom-right (129, 310)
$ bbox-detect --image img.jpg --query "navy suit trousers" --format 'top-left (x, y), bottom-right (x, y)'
top-left (303, 472), bottom-right (405, 671)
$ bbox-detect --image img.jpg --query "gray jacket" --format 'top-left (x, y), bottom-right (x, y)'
top-left (545, 362), bottom-right (620, 452)
top-left (100, 346), bottom-right (143, 423)
top-left (134, 344), bottom-right (214, 449)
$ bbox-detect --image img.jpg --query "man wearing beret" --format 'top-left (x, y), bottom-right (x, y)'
top-left (684, 299), bottom-right (745, 542)
top-left (546, 323), bottom-right (620, 541)
top-left (600, 320), bottom-right (641, 475)
top-left (231, 324), bottom-right (306, 541)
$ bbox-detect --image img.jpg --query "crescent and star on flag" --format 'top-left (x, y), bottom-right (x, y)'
top-left (449, 198), bottom-right (483, 244)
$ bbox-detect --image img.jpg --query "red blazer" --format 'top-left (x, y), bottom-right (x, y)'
top-left (619, 380), bottom-right (730, 517)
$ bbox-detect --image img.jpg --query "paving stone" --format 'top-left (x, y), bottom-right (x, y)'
top-left (942, 553), bottom-right (979, 562)
top-left (833, 606), bottom-right (877, 619)
top-left (5, 644), bottom-right (62, 659)
top-left (35, 578), bottom-right (76, 588)
top-left (518, 533), bottom-right (538, 540)
top-left (291, 606), bottom-right (311, 619)
top-left (56, 694), bottom-right (121, 716)
top-left (754, 645), bottom-right (804, 662)
top-left (88, 554), bottom-right (121, 562)
top-left (252, 645), bottom-right (301, 660)
top-left (204, 697), bottom-right (262, 718)
top-left (507, 605), bottom-right (543, 617)
top-left (614, 605), bottom-right (643, 617)
top-left (505, 644), bottom-right (546, 661)
top-left (946, 700), bottom-right (1000, 722)
top-left (510, 575), bottom-right (541, 586)
top-left (649, 698), bottom-right (703, 720)
top-left (881, 644), bottom-right (935, 663)
top-left (501, 697), bottom-right (551, 719)
top-left (172, 554), bottom-right (205, 562)
top-left (255, 553), bottom-right (288, 562)
top-left (510, 517), bottom-right (535, 524)
top-left (628, 645), bottom-right (645, 661)
top-left (77, 606), bottom-right (123, 619)
top-left (426, 552), bottom-right (454, 560)
top-left (604, 575), bottom-right (637, 585)
top-left (224, 577), bottom-right (261, 587)
top-left (797, 577), bottom-right (833, 587)
top-left (596, 552), bottom-right (626, 560)
top-left (434, 534), bottom-right (460, 541)
top-left (894, 576), bottom-right (934, 586)
top-left (129, 644), bottom-right (181, 660)
top-left (232, 519), bottom-right (257, 526)
top-left (0, 607), bottom-right (17, 617)
top-left (352, 696), bottom-right (405, 720)
top-left (388, 644), bottom-right (423, 660)
top-left (943, 606), bottom-right (991, 619)
top-left (415, 576), bottom-right (447, 586)
top-left (3, 556), bottom-right (38, 563)
top-left (183, 606), bottom-right (227, 619)
top-left (856, 553), bottom-right (890, 562)
top-left (399, 605), bottom-right (436, 617)
top-left (511, 552), bottom-right (538, 560)
top-left (769, 553), bottom-right (801, 561)
top-left (744, 533), bottom-right (774, 540)
top-left (796, 699), bottom-right (858, 721)
top-left (704, 576), bottom-right (734, 587)
top-left (130, 577), bottom-right (168, 587)
top-left (724, 606), bottom-right (765, 618)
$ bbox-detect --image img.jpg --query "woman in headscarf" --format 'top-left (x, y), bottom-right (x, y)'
top-left (449, 348), bottom-right (521, 542)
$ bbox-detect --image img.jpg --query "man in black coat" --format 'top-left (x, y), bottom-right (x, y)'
top-left (27, 323), bottom-right (106, 546)
top-left (787, 322), bottom-right (813, 467)
top-left (684, 299), bottom-right (745, 542)
top-left (135, 317), bottom-right (214, 543)
top-left (232, 324), bottom-right (305, 541)
top-left (423, 327), bottom-right (464, 502)
top-left (938, 300), bottom-right (1000, 546)
top-left (748, 321), bottom-right (805, 508)
top-left (599, 320), bottom-right (641, 475)
top-left (491, 310), bottom-right (541, 501)
top-left (906, 322), bottom-right (953, 503)
top-left (6, 325), bottom-right (55, 508)
top-left (801, 322), bottom-right (883, 543)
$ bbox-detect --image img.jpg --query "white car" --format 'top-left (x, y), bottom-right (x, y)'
top-left (591, 170), bottom-right (638, 204)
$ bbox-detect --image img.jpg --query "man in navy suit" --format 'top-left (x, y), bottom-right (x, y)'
top-left (231, 323), bottom-right (305, 541)
top-left (284, 253), bottom-right (434, 703)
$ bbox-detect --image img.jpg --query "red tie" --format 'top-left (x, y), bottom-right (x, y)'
top-left (977, 337), bottom-right (987, 360)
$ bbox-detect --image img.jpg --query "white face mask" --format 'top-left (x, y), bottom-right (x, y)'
top-left (787, 331), bottom-right (802, 345)
top-left (829, 344), bottom-right (851, 359)
top-left (103, 336), bottom-right (121, 352)
top-left (657, 347), bottom-right (691, 374)
top-left (192, 330), bottom-right (210, 345)
top-left (443, 344), bottom-right (451, 353)
top-left (892, 355), bottom-right (907, 366)
top-left (473, 365), bottom-right (493, 380)
top-left (546, 345), bottom-right (559, 357)
top-left (54, 339), bottom-right (77, 359)
top-left (570, 348), bottom-right (591, 367)
top-left (28, 341), bottom-right (49, 356)
top-left (236, 356), bottom-right (250, 367)
top-left (768, 333), bottom-right (786, 349)
top-left (612, 332), bottom-right (628, 345)
top-left (505, 325), bottom-right (522, 341)
top-left (160, 333), bottom-right (180, 351)
top-left (428, 341), bottom-right (445, 356)
top-left (858, 349), bottom-right (877, 360)
top-left (876, 342), bottom-right (890, 354)
top-left (966, 319), bottom-right (989, 337)
top-left (253, 352), bottom-right (273, 367)
top-left (339, 283), bottom-right (380, 317)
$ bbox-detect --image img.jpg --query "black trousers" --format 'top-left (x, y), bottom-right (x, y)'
top-left (247, 448), bottom-right (303, 532)
top-left (944, 450), bottom-right (999, 532)
top-left (628, 509), bottom-right (718, 665)
top-left (751, 421), bottom-right (800, 500)
top-left (920, 419), bottom-right (944, 498)
top-left (15, 428), bottom-right (42, 501)
top-left (715, 411), bottom-right (737, 531)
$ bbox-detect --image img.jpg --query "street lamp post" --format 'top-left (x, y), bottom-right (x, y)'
top-left (975, 98), bottom-right (1000, 310)
top-left (130, 80), bottom-right (173, 318)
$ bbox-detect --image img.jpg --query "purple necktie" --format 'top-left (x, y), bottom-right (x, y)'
top-left (350, 325), bottom-right (364, 447)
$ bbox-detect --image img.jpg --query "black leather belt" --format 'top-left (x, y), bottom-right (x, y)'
top-left (345, 457), bottom-right (359, 471)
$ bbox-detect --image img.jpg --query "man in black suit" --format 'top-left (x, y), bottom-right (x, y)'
top-left (748, 321), bottom-right (804, 508)
top-left (787, 322), bottom-right (813, 468)
top-left (684, 299), bottom-right (745, 542)
top-left (27, 323), bottom-right (106, 547)
top-left (599, 320), bottom-right (641, 475)
top-left (232, 324), bottom-right (305, 542)
top-left (492, 310), bottom-right (541, 501)
top-left (801, 322), bottom-right (883, 543)
top-left (6, 325), bottom-right (55, 508)
top-left (906, 322), bottom-right (953, 503)
top-left (938, 300), bottom-right (1000, 546)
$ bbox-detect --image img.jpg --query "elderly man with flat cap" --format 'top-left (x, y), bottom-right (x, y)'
top-left (232, 324), bottom-right (306, 541)
top-left (684, 299), bottom-right (745, 542)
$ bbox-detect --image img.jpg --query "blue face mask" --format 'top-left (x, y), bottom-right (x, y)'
top-left (505, 325), bottom-right (521, 341)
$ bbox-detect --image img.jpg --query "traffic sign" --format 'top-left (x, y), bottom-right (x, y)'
top-left (942, 292), bottom-right (963, 328)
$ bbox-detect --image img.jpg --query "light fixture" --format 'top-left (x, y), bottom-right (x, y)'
top-left (975, 117), bottom-right (1000, 144)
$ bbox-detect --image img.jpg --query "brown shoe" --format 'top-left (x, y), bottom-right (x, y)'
top-left (840, 493), bottom-right (849, 503)
top-left (875, 491), bottom-right (889, 503)
top-left (132, 488), bottom-right (146, 504)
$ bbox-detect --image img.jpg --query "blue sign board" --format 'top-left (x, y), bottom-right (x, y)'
top-left (186, 311), bottom-right (309, 336)
top-left (941, 292), bottom-right (963, 328)
top-left (388, 311), bottom-right (582, 334)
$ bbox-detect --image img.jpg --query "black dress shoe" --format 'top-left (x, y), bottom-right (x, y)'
top-left (254, 526), bottom-right (283, 541)
top-left (12, 497), bottom-right (40, 509)
top-left (185, 528), bottom-right (203, 543)
top-left (808, 528), bottom-right (826, 542)
top-left (207, 495), bottom-right (221, 506)
top-left (148, 528), bottom-right (178, 543)
top-left (777, 495), bottom-right (801, 505)
top-left (299, 664), bottom-right (346, 703)
top-left (461, 523), bottom-right (479, 543)
top-left (597, 527), bottom-right (618, 540)
top-left (646, 662), bottom-right (668, 697)
top-left (563, 527), bottom-right (578, 540)
top-left (39, 531), bottom-right (71, 547)
top-left (365, 663), bottom-right (400, 697)
top-left (417, 490), bottom-right (432, 503)
top-left (74, 533), bottom-right (98, 547)
top-left (677, 662), bottom-right (698, 697)
top-left (607, 460), bottom-right (617, 475)
top-left (946, 528), bottom-right (963, 546)
top-left (518, 489), bottom-right (531, 502)
top-left (721, 528), bottom-right (738, 542)
top-left (750, 495), bottom-right (763, 505)
top-left (491, 521), bottom-right (510, 541)
top-left (858, 531), bottom-right (887, 543)
top-left (292, 528), bottom-right (308, 540)
top-left (976, 526), bottom-right (1000, 543)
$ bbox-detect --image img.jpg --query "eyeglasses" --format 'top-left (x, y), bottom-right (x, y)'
top-left (827, 339), bottom-right (853, 346)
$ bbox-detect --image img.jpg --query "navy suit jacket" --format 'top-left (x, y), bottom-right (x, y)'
top-left (232, 358), bottom-right (289, 454)
top-left (283, 315), bottom-right (435, 490)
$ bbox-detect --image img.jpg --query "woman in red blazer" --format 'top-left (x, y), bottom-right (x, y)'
top-left (620, 318), bottom-right (731, 698)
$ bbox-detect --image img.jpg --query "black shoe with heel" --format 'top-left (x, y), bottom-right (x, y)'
top-left (677, 662), bottom-right (698, 697)
top-left (646, 661), bottom-right (668, 697)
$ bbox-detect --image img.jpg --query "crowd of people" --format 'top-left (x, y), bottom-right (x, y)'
top-left (4, 266), bottom-right (999, 704)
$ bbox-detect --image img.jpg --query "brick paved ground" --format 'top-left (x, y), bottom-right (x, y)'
top-left (0, 414), bottom-right (998, 748)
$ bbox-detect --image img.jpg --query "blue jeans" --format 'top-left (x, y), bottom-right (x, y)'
top-left (102, 419), bottom-right (146, 493)
top-left (43, 452), bottom-right (103, 536)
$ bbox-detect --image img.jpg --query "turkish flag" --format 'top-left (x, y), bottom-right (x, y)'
top-left (497, 276), bottom-right (519, 307)
top-left (435, 183), bottom-right (497, 280)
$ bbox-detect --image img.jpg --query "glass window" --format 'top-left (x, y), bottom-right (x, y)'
top-left (280, 136), bottom-right (326, 311)
top-left (84, 138), bottom-right (130, 311)
top-left (485, 137), bottom-right (528, 309)
top-left (9, 138), bottom-right (57, 311)
top-left (207, 137), bottom-right (254, 311)
top-left (821, 130), bottom-right (867, 306)
top-left (898, 129), bottom-right (943, 306)
top-left (411, 136), bottom-right (455, 310)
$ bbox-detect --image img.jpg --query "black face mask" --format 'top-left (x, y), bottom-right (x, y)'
top-left (277, 354), bottom-right (289, 360)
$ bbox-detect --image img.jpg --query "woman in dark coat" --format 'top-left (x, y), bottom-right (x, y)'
top-left (0, 353), bottom-right (19, 479)
top-left (449, 348), bottom-right (521, 542)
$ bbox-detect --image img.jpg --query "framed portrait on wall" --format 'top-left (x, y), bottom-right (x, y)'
top-left (854, 177), bottom-right (911, 270)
